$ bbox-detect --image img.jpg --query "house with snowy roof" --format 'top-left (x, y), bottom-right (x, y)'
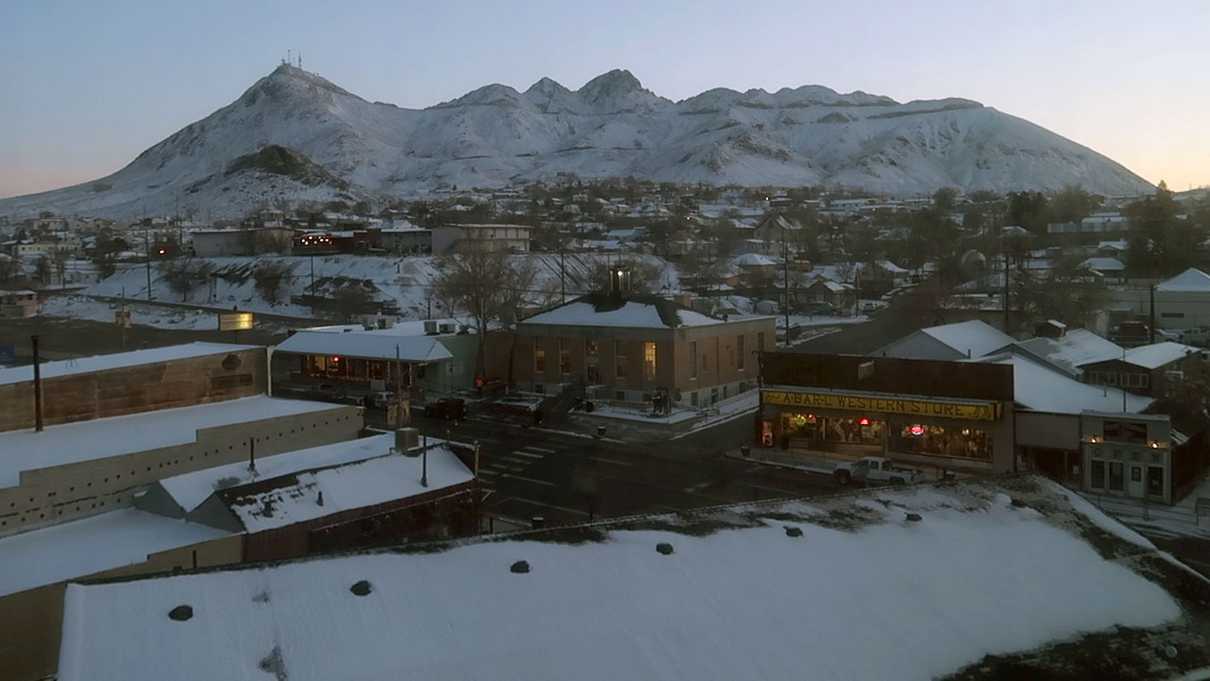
top-left (513, 293), bottom-right (775, 408)
top-left (1154, 268), bottom-right (1210, 330)
top-left (52, 476), bottom-right (1210, 681)
top-left (1081, 341), bottom-right (1207, 398)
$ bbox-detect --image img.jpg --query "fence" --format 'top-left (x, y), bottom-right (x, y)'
top-left (1083, 490), bottom-right (1210, 528)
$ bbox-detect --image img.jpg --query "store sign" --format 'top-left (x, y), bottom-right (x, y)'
top-left (218, 311), bottom-right (255, 332)
top-left (762, 390), bottom-right (999, 421)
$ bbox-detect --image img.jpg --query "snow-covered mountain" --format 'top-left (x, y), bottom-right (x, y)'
top-left (1, 65), bottom-right (1153, 219)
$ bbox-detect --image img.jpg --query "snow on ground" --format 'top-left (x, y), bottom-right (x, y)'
top-left (58, 480), bottom-right (1182, 681)
top-left (81, 253), bottom-right (680, 322)
top-left (0, 509), bottom-right (226, 597)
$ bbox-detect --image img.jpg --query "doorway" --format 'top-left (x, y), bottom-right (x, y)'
top-left (1127, 465), bottom-right (1145, 498)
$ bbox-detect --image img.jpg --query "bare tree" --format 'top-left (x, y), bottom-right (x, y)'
top-left (159, 258), bottom-right (213, 302)
top-left (324, 283), bottom-right (375, 322)
top-left (433, 250), bottom-right (537, 378)
top-left (253, 261), bottom-right (292, 304)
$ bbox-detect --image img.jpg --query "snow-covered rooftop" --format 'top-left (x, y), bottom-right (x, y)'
top-left (984, 354), bottom-right (1153, 414)
top-left (1156, 268), bottom-right (1210, 293)
top-left (0, 509), bottom-right (226, 597)
top-left (0, 342), bottom-right (260, 386)
top-left (275, 331), bottom-right (453, 362)
top-left (1002, 329), bottom-right (1124, 378)
top-left (0, 397), bottom-right (341, 488)
top-left (57, 479), bottom-right (1184, 681)
top-left (158, 434), bottom-right (401, 515)
top-left (1122, 342), bottom-right (1200, 370)
top-left (521, 298), bottom-right (730, 329)
top-left (228, 441), bottom-right (473, 533)
top-left (922, 320), bottom-right (1015, 358)
top-left (1079, 257), bottom-right (1126, 272)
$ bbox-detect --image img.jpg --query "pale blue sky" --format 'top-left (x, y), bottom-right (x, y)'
top-left (2, 0), bottom-right (1207, 198)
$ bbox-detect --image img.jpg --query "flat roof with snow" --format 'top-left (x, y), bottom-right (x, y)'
top-left (0, 508), bottom-right (227, 597)
top-left (1121, 342), bottom-right (1200, 369)
top-left (226, 440), bottom-right (473, 533)
top-left (0, 342), bottom-right (261, 386)
top-left (158, 434), bottom-right (401, 515)
top-left (56, 478), bottom-right (1189, 681)
top-left (275, 331), bottom-right (453, 362)
top-left (984, 354), bottom-right (1152, 414)
top-left (0, 396), bottom-right (342, 488)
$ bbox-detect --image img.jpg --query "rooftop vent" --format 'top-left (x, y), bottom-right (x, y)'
top-left (510, 560), bottom-right (530, 574)
top-left (905, 513), bottom-right (923, 523)
top-left (350, 580), bottom-right (373, 596)
top-left (395, 428), bottom-right (419, 453)
top-left (168, 605), bottom-right (193, 621)
top-left (784, 526), bottom-right (803, 538)
top-left (656, 542), bottom-right (675, 555)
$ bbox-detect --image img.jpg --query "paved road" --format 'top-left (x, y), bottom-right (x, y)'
top-left (400, 411), bottom-right (840, 527)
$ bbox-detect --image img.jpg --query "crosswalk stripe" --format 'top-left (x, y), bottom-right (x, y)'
top-left (499, 455), bottom-right (534, 465)
top-left (498, 473), bottom-right (555, 487)
top-left (525, 446), bottom-right (556, 454)
top-left (510, 450), bottom-right (545, 460)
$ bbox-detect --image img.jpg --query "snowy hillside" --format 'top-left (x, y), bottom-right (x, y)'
top-left (80, 253), bottom-right (681, 321)
top-left (1, 65), bottom-right (1153, 219)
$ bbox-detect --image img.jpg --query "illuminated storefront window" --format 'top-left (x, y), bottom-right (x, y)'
top-left (779, 412), bottom-right (884, 450)
top-left (888, 422), bottom-right (992, 461)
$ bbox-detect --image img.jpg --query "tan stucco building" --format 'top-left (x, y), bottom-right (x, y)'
top-left (512, 294), bottom-right (775, 407)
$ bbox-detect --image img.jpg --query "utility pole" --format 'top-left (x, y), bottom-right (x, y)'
top-left (560, 242), bottom-right (566, 303)
top-left (31, 335), bottom-right (43, 432)
top-left (782, 226), bottom-right (791, 347)
top-left (1002, 237), bottom-right (1010, 334)
top-left (144, 223), bottom-right (153, 301)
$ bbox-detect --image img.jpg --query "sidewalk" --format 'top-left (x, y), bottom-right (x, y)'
top-left (724, 446), bottom-right (956, 482)
top-left (1081, 475), bottom-right (1210, 540)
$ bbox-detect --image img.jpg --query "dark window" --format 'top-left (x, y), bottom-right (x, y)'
top-left (1130, 466), bottom-right (1142, 482)
top-left (1147, 466), bottom-right (1164, 496)
top-left (1090, 460), bottom-right (1105, 489)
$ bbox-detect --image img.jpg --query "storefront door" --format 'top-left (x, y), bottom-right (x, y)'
top-left (1127, 464), bottom-right (1145, 498)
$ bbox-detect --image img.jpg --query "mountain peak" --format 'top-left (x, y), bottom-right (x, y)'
top-left (579, 69), bottom-right (643, 95)
top-left (526, 76), bottom-right (570, 95)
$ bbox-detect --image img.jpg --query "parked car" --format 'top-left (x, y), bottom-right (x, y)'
top-left (424, 398), bottom-right (466, 421)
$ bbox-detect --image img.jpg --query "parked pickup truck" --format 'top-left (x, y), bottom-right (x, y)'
top-left (794, 455), bottom-right (921, 486)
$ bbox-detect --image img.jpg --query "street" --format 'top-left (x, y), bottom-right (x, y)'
top-left (400, 410), bottom-right (841, 527)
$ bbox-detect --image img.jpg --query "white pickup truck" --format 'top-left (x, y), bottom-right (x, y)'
top-left (795, 455), bottom-right (921, 485)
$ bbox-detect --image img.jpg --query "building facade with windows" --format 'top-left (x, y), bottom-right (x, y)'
top-left (1081, 412), bottom-right (1175, 503)
top-left (757, 353), bottom-right (1018, 474)
top-left (431, 223), bottom-right (531, 254)
top-left (513, 294), bottom-right (775, 407)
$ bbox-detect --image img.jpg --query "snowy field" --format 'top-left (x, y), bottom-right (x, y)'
top-left (58, 479), bottom-right (1190, 681)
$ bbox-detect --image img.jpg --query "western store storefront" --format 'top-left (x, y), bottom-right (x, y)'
top-left (757, 353), bottom-right (1017, 473)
